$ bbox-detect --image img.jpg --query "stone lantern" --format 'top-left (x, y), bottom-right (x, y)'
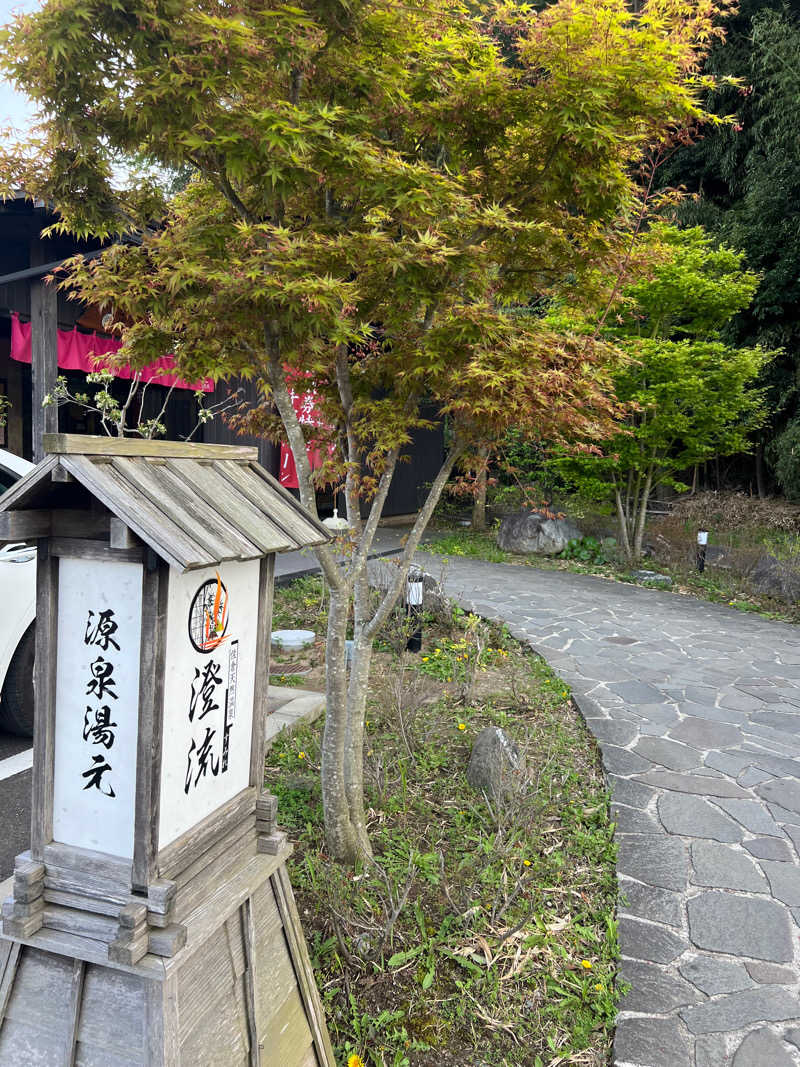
top-left (0, 434), bottom-right (334, 1066)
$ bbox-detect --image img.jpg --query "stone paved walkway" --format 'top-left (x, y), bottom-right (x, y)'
top-left (420, 555), bottom-right (800, 1067)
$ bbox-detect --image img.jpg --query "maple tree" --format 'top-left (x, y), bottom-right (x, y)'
top-left (550, 224), bottom-right (772, 561)
top-left (2, 0), bottom-right (727, 862)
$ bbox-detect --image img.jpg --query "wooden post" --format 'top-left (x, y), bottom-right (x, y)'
top-left (30, 276), bottom-right (59, 462)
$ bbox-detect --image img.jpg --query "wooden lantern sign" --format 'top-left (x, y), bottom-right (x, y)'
top-left (0, 435), bottom-right (335, 1066)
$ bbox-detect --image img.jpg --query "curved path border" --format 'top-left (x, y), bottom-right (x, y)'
top-left (420, 555), bottom-right (800, 1067)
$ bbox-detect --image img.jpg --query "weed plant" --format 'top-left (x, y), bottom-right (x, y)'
top-left (266, 580), bottom-right (619, 1066)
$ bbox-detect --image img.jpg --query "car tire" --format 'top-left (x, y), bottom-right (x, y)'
top-left (0, 624), bottom-right (35, 737)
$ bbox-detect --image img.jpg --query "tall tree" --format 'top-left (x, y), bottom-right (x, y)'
top-left (549, 224), bottom-right (772, 560)
top-left (2, 0), bottom-right (725, 863)
top-left (665, 1), bottom-right (800, 493)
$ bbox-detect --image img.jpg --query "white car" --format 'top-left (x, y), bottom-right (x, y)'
top-left (0, 450), bottom-right (36, 736)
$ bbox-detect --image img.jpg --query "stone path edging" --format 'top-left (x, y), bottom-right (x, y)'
top-left (416, 555), bottom-right (800, 1067)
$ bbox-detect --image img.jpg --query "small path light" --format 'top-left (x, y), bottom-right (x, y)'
top-left (406, 566), bottom-right (425, 652)
top-left (697, 527), bottom-right (709, 573)
top-left (322, 506), bottom-right (349, 534)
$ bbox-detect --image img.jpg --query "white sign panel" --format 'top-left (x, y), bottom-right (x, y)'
top-left (158, 560), bottom-right (259, 848)
top-left (52, 558), bottom-right (143, 858)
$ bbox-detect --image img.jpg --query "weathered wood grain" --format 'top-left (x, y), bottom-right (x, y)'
top-left (61, 455), bottom-right (210, 571)
top-left (271, 865), bottom-right (336, 1067)
top-left (44, 434), bottom-right (259, 462)
top-left (157, 786), bottom-right (256, 882)
top-left (31, 544), bottom-right (58, 859)
top-left (49, 537), bottom-right (145, 563)
top-left (164, 459), bottom-right (293, 554)
top-left (43, 844), bottom-right (132, 889)
top-left (64, 958), bottom-right (86, 1066)
top-left (250, 555), bottom-right (275, 790)
top-left (31, 277), bottom-right (58, 463)
top-left (241, 897), bottom-right (261, 1067)
top-left (217, 461), bottom-right (329, 548)
top-left (133, 560), bottom-right (168, 891)
top-left (0, 941), bottom-right (20, 1021)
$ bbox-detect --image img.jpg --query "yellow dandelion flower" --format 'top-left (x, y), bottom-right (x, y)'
top-left (523, 859), bottom-right (531, 867)
top-left (298, 751), bottom-right (306, 760)
top-left (581, 960), bottom-right (593, 969)
top-left (457, 723), bottom-right (466, 731)
top-left (594, 983), bottom-right (602, 991)
top-left (422, 657), bottom-right (429, 662)
top-left (347, 1056), bottom-right (365, 1067)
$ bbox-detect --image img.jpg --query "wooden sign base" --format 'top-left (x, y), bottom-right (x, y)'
top-left (0, 842), bottom-right (334, 1065)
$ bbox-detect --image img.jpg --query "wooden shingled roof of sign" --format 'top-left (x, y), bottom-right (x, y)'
top-left (0, 434), bottom-right (330, 571)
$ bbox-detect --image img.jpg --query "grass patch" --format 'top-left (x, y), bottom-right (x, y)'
top-left (267, 580), bottom-right (620, 1066)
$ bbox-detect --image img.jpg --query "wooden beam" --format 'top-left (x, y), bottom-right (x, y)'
top-left (250, 555), bottom-right (275, 790)
top-left (109, 517), bottom-right (137, 549)
top-left (31, 277), bottom-right (59, 463)
top-left (0, 511), bottom-right (51, 539)
top-left (31, 545), bottom-right (58, 859)
top-left (43, 433), bottom-right (259, 462)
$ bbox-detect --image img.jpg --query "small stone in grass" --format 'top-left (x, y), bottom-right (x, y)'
top-left (466, 726), bottom-right (527, 804)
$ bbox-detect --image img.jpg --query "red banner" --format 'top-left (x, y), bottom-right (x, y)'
top-left (10, 313), bottom-right (212, 393)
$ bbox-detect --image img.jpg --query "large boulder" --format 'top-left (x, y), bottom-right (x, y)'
top-left (750, 554), bottom-right (800, 604)
top-left (497, 510), bottom-right (582, 556)
top-left (466, 727), bottom-right (527, 804)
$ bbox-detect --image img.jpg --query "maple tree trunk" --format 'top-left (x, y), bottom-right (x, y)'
top-left (472, 445), bottom-right (489, 531)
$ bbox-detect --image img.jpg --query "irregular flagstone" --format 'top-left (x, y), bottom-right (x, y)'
top-left (619, 959), bottom-right (703, 1014)
top-left (713, 797), bottom-right (786, 837)
top-left (669, 716), bottom-right (744, 750)
top-left (634, 769), bottom-right (750, 798)
top-left (760, 859), bottom-right (800, 906)
top-left (690, 840), bottom-right (768, 892)
top-left (757, 778), bottom-right (800, 814)
top-left (695, 1033), bottom-right (730, 1067)
top-left (613, 1016), bottom-right (692, 1067)
top-left (732, 1028), bottom-right (797, 1066)
top-left (617, 834), bottom-right (689, 891)
top-left (617, 879), bottom-right (684, 928)
top-left (743, 836), bottom-right (794, 861)
top-left (745, 961), bottom-right (798, 985)
top-left (423, 558), bottom-right (800, 1060)
top-left (680, 987), bottom-right (800, 1034)
top-left (687, 891), bottom-right (794, 962)
top-left (658, 793), bottom-right (743, 842)
top-left (633, 736), bottom-right (701, 771)
top-left (618, 915), bottom-right (688, 964)
top-left (679, 954), bottom-right (754, 996)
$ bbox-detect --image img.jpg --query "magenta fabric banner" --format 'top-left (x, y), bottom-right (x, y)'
top-left (10, 313), bottom-right (212, 393)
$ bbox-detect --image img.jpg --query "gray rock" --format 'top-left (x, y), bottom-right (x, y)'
top-left (688, 892), bottom-right (794, 962)
top-left (617, 834), bottom-right (689, 891)
top-left (737, 766), bottom-right (774, 786)
top-left (617, 915), bottom-right (687, 963)
top-left (679, 955), bottom-right (754, 995)
top-left (635, 769), bottom-right (749, 798)
top-left (271, 628), bottom-right (316, 650)
top-left (465, 727), bottom-right (526, 803)
top-left (600, 744), bottom-right (653, 776)
top-left (785, 1027), bottom-right (800, 1050)
top-left (611, 805), bottom-right (660, 834)
top-left (744, 961), bottom-right (797, 985)
top-left (632, 570), bottom-right (673, 586)
top-left (613, 1016), bottom-right (691, 1067)
top-left (733, 1028), bottom-right (797, 1066)
top-left (757, 778), bottom-right (800, 815)
top-left (695, 1034), bottom-right (729, 1067)
top-left (713, 798), bottom-right (785, 837)
top-left (588, 719), bottom-right (639, 746)
top-left (691, 841), bottom-right (768, 892)
top-left (760, 859), bottom-right (800, 906)
top-left (669, 716), bottom-right (744, 750)
top-left (610, 680), bottom-right (670, 704)
top-left (743, 836), bottom-right (793, 861)
top-left (633, 736), bottom-right (701, 771)
top-left (750, 553), bottom-right (800, 604)
top-left (658, 793), bottom-right (743, 842)
top-left (607, 775), bottom-right (657, 809)
top-left (619, 959), bottom-right (702, 1013)
top-left (617, 879), bottom-right (684, 928)
top-left (681, 987), bottom-right (800, 1034)
top-left (496, 510), bottom-right (581, 556)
